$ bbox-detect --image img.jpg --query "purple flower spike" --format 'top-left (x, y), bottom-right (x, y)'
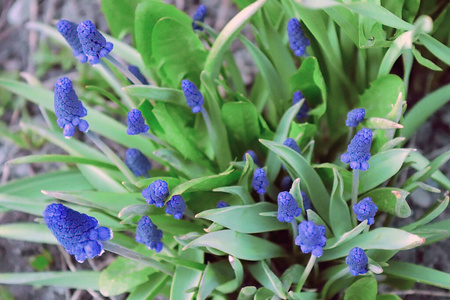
top-left (252, 168), bottom-right (269, 195)
top-left (77, 20), bottom-right (113, 65)
top-left (346, 108), bottom-right (365, 127)
top-left (56, 20), bottom-right (87, 63)
top-left (301, 191), bottom-right (313, 211)
top-left (243, 150), bottom-right (261, 167)
top-left (142, 179), bottom-right (169, 208)
top-left (54, 77), bottom-right (89, 139)
top-left (165, 195), bottom-right (186, 219)
top-left (192, 4), bottom-right (207, 31)
top-left (353, 197), bottom-right (378, 225)
top-left (280, 176), bottom-right (293, 191)
top-left (181, 79), bottom-right (204, 113)
top-left (346, 247), bottom-right (369, 276)
top-left (135, 216), bottom-right (163, 253)
top-left (216, 201), bottom-right (230, 208)
top-left (341, 128), bottom-right (373, 171)
top-left (277, 191), bottom-right (301, 223)
top-left (128, 65), bottom-right (149, 85)
top-left (293, 91), bottom-right (309, 120)
top-left (283, 138), bottom-right (301, 154)
top-left (295, 220), bottom-right (327, 257)
top-left (287, 18), bottom-right (310, 57)
top-left (126, 109), bottom-right (149, 135)
top-left (43, 203), bottom-right (112, 263)
top-left (125, 148), bottom-right (152, 177)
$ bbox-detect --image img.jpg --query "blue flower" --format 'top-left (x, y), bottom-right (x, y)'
top-left (293, 91), bottom-right (309, 120)
top-left (54, 77), bottom-right (89, 139)
top-left (126, 109), bottom-right (149, 135)
top-left (56, 20), bottom-right (87, 63)
top-left (181, 79), bottom-right (204, 113)
top-left (216, 201), bottom-right (230, 208)
top-left (125, 148), bottom-right (152, 177)
top-left (142, 179), bottom-right (169, 208)
top-left (135, 216), bottom-right (163, 253)
top-left (341, 128), bottom-right (373, 171)
top-left (243, 150), bottom-right (261, 167)
top-left (128, 65), bottom-right (149, 84)
top-left (295, 221), bottom-right (327, 257)
top-left (301, 191), bottom-right (313, 211)
top-left (77, 20), bottom-right (113, 65)
top-left (280, 176), bottom-right (293, 191)
top-left (192, 4), bottom-right (207, 31)
top-left (345, 247), bottom-right (369, 276)
top-left (283, 138), bottom-right (301, 154)
top-left (43, 203), bottom-right (112, 263)
top-left (165, 195), bottom-right (186, 219)
top-left (277, 191), bottom-right (301, 223)
top-left (287, 18), bottom-right (310, 57)
top-left (252, 168), bottom-right (269, 195)
top-left (353, 197), bottom-right (378, 225)
top-left (346, 108), bottom-right (365, 127)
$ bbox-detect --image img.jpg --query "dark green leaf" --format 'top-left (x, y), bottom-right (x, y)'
top-left (329, 169), bottom-right (352, 235)
top-left (124, 85), bottom-right (186, 105)
top-left (344, 276), bottom-right (377, 300)
top-left (384, 261), bottom-right (450, 289)
top-left (248, 261), bottom-right (287, 299)
top-left (170, 248), bottom-right (203, 300)
top-left (101, 0), bottom-right (139, 39)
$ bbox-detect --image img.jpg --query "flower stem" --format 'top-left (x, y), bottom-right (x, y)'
top-left (291, 219), bottom-right (298, 252)
top-left (142, 132), bottom-right (171, 149)
top-left (351, 169), bottom-right (360, 227)
top-left (259, 194), bottom-right (265, 202)
top-left (346, 127), bottom-right (354, 145)
top-left (105, 54), bottom-right (145, 85)
top-left (295, 254), bottom-right (317, 293)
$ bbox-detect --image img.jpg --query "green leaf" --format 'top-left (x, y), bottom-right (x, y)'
top-left (170, 248), bottom-right (203, 300)
top-left (0, 271), bottom-right (100, 290)
top-left (127, 273), bottom-right (170, 300)
top-left (281, 265), bottom-right (303, 291)
top-left (384, 261), bottom-right (450, 290)
top-left (123, 85), bottom-right (186, 106)
top-left (412, 48), bottom-right (443, 71)
top-left (405, 151), bottom-right (450, 191)
top-left (248, 261), bottom-right (287, 299)
top-left (213, 186), bottom-right (254, 205)
top-left (196, 202), bottom-right (288, 233)
top-left (0, 194), bottom-right (48, 216)
top-left (237, 286), bottom-right (257, 300)
top-left (329, 169), bottom-right (352, 235)
top-left (7, 154), bottom-right (116, 170)
top-left (325, 221), bottom-right (368, 250)
top-left (197, 261), bottom-right (235, 300)
top-left (99, 257), bottom-right (156, 296)
top-left (101, 0), bottom-right (139, 39)
top-left (402, 196), bottom-right (449, 232)
top-left (217, 256), bottom-right (244, 294)
top-left (184, 230), bottom-right (286, 261)
top-left (344, 276), bottom-right (377, 300)
top-left (419, 34), bottom-right (450, 65)
top-left (362, 188), bottom-right (411, 218)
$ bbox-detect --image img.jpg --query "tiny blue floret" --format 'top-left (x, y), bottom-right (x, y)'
top-left (165, 195), bottom-right (186, 219)
top-left (77, 20), bottom-right (113, 65)
top-left (181, 79), bottom-right (204, 113)
top-left (293, 91), bottom-right (309, 120)
top-left (56, 20), bottom-right (87, 63)
top-left (142, 179), bottom-right (169, 208)
top-left (353, 197), bottom-right (378, 225)
top-left (135, 216), bottom-right (163, 252)
top-left (277, 191), bottom-right (301, 223)
top-left (192, 4), bottom-right (207, 31)
top-left (287, 18), bottom-right (310, 57)
top-left (54, 77), bottom-right (89, 139)
top-left (341, 128), bottom-right (373, 171)
top-left (346, 108), bottom-right (366, 127)
top-left (126, 108), bottom-right (149, 135)
top-left (252, 168), bottom-right (269, 195)
top-left (125, 148), bottom-right (152, 177)
top-left (295, 220), bottom-right (327, 257)
top-left (301, 191), bottom-right (313, 211)
top-left (216, 201), bottom-right (230, 208)
top-left (345, 247), bottom-right (369, 276)
top-left (243, 150), bottom-right (261, 167)
top-left (283, 138), bottom-right (301, 154)
top-left (128, 65), bottom-right (149, 84)
top-left (43, 203), bottom-right (112, 263)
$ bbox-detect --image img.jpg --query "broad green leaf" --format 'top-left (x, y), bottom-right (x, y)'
top-left (402, 196), bottom-right (449, 232)
top-left (281, 265), bottom-right (303, 291)
top-left (344, 276), bottom-right (377, 300)
top-left (217, 256), bottom-right (244, 294)
top-left (196, 202), bottom-right (288, 233)
top-left (0, 223), bottom-right (57, 244)
top-left (237, 286), bottom-right (257, 300)
top-left (154, 254), bottom-right (206, 272)
top-left (197, 261), bottom-right (235, 300)
top-left (184, 230), bottom-right (286, 261)
top-left (248, 261), bottom-right (287, 299)
top-left (127, 273), bottom-right (170, 300)
top-left (405, 151), bottom-right (450, 191)
top-left (101, 0), bottom-right (139, 39)
top-left (253, 287), bottom-right (275, 299)
top-left (405, 150), bottom-right (450, 187)
top-left (7, 154), bottom-right (116, 170)
top-left (124, 85), bottom-right (186, 105)
top-left (384, 261), bottom-right (450, 290)
top-left (0, 194), bottom-right (48, 216)
top-left (213, 186), bottom-right (254, 205)
top-left (151, 215), bottom-right (203, 235)
top-left (412, 48), bottom-right (443, 71)
top-left (0, 271), bottom-right (100, 290)
top-left (325, 221), bottom-right (368, 250)
top-left (362, 188), bottom-right (411, 218)
top-left (413, 218), bottom-right (450, 245)
top-left (419, 34), bottom-right (450, 65)
top-left (170, 248), bottom-right (203, 300)
top-left (329, 169), bottom-right (352, 235)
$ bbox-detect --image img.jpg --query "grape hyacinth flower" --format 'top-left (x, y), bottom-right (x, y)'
top-left (135, 216), bottom-right (163, 252)
top-left (280, 176), bottom-right (293, 191)
top-left (287, 18), bottom-right (310, 57)
top-left (125, 148), bottom-right (152, 177)
top-left (216, 201), bottom-right (230, 208)
top-left (128, 65), bottom-right (149, 85)
top-left (341, 128), bottom-right (373, 171)
top-left (346, 247), bottom-right (369, 276)
top-left (283, 138), bottom-right (301, 154)
top-left (43, 203), bottom-right (112, 263)
top-left (301, 191), bottom-right (313, 211)
top-left (277, 191), bottom-right (302, 223)
top-left (192, 4), bottom-right (207, 31)
top-left (292, 91), bottom-right (309, 120)
top-left (142, 179), bottom-right (169, 208)
top-left (252, 168), bottom-right (269, 195)
top-left (56, 20), bottom-right (87, 63)
top-left (243, 150), bottom-right (261, 167)
top-left (126, 109), bottom-right (149, 135)
top-left (181, 79), bottom-right (204, 113)
top-left (353, 197), bottom-right (378, 225)
top-left (165, 195), bottom-right (186, 219)
top-left (346, 108), bottom-right (366, 127)
top-left (77, 20), bottom-right (113, 65)
top-left (295, 221), bottom-right (327, 257)
top-left (54, 77), bottom-right (89, 139)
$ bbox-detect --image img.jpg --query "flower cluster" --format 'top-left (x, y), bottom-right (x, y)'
top-left (292, 91), bottom-right (309, 120)
top-left (135, 216), bottom-right (163, 252)
top-left (125, 148), bottom-right (152, 177)
top-left (252, 168), bottom-right (269, 195)
top-left (43, 203), bottom-right (112, 263)
top-left (181, 79), bottom-right (204, 113)
top-left (346, 108), bottom-right (366, 127)
top-left (127, 108), bottom-right (149, 135)
top-left (142, 179), bottom-right (169, 208)
top-left (341, 128), bottom-right (373, 171)
top-left (165, 195), bottom-right (187, 219)
top-left (77, 20), bottom-right (113, 65)
top-left (192, 5), bottom-right (207, 31)
top-left (287, 18), bottom-right (310, 57)
top-left (283, 138), bottom-right (301, 154)
top-left (353, 197), bottom-right (378, 225)
top-left (346, 247), bottom-right (369, 276)
top-left (216, 201), bottom-right (230, 208)
top-left (277, 191), bottom-right (301, 223)
top-left (56, 20), bottom-right (87, 63)
top-left (295, 221), bottom-right (326, 257)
